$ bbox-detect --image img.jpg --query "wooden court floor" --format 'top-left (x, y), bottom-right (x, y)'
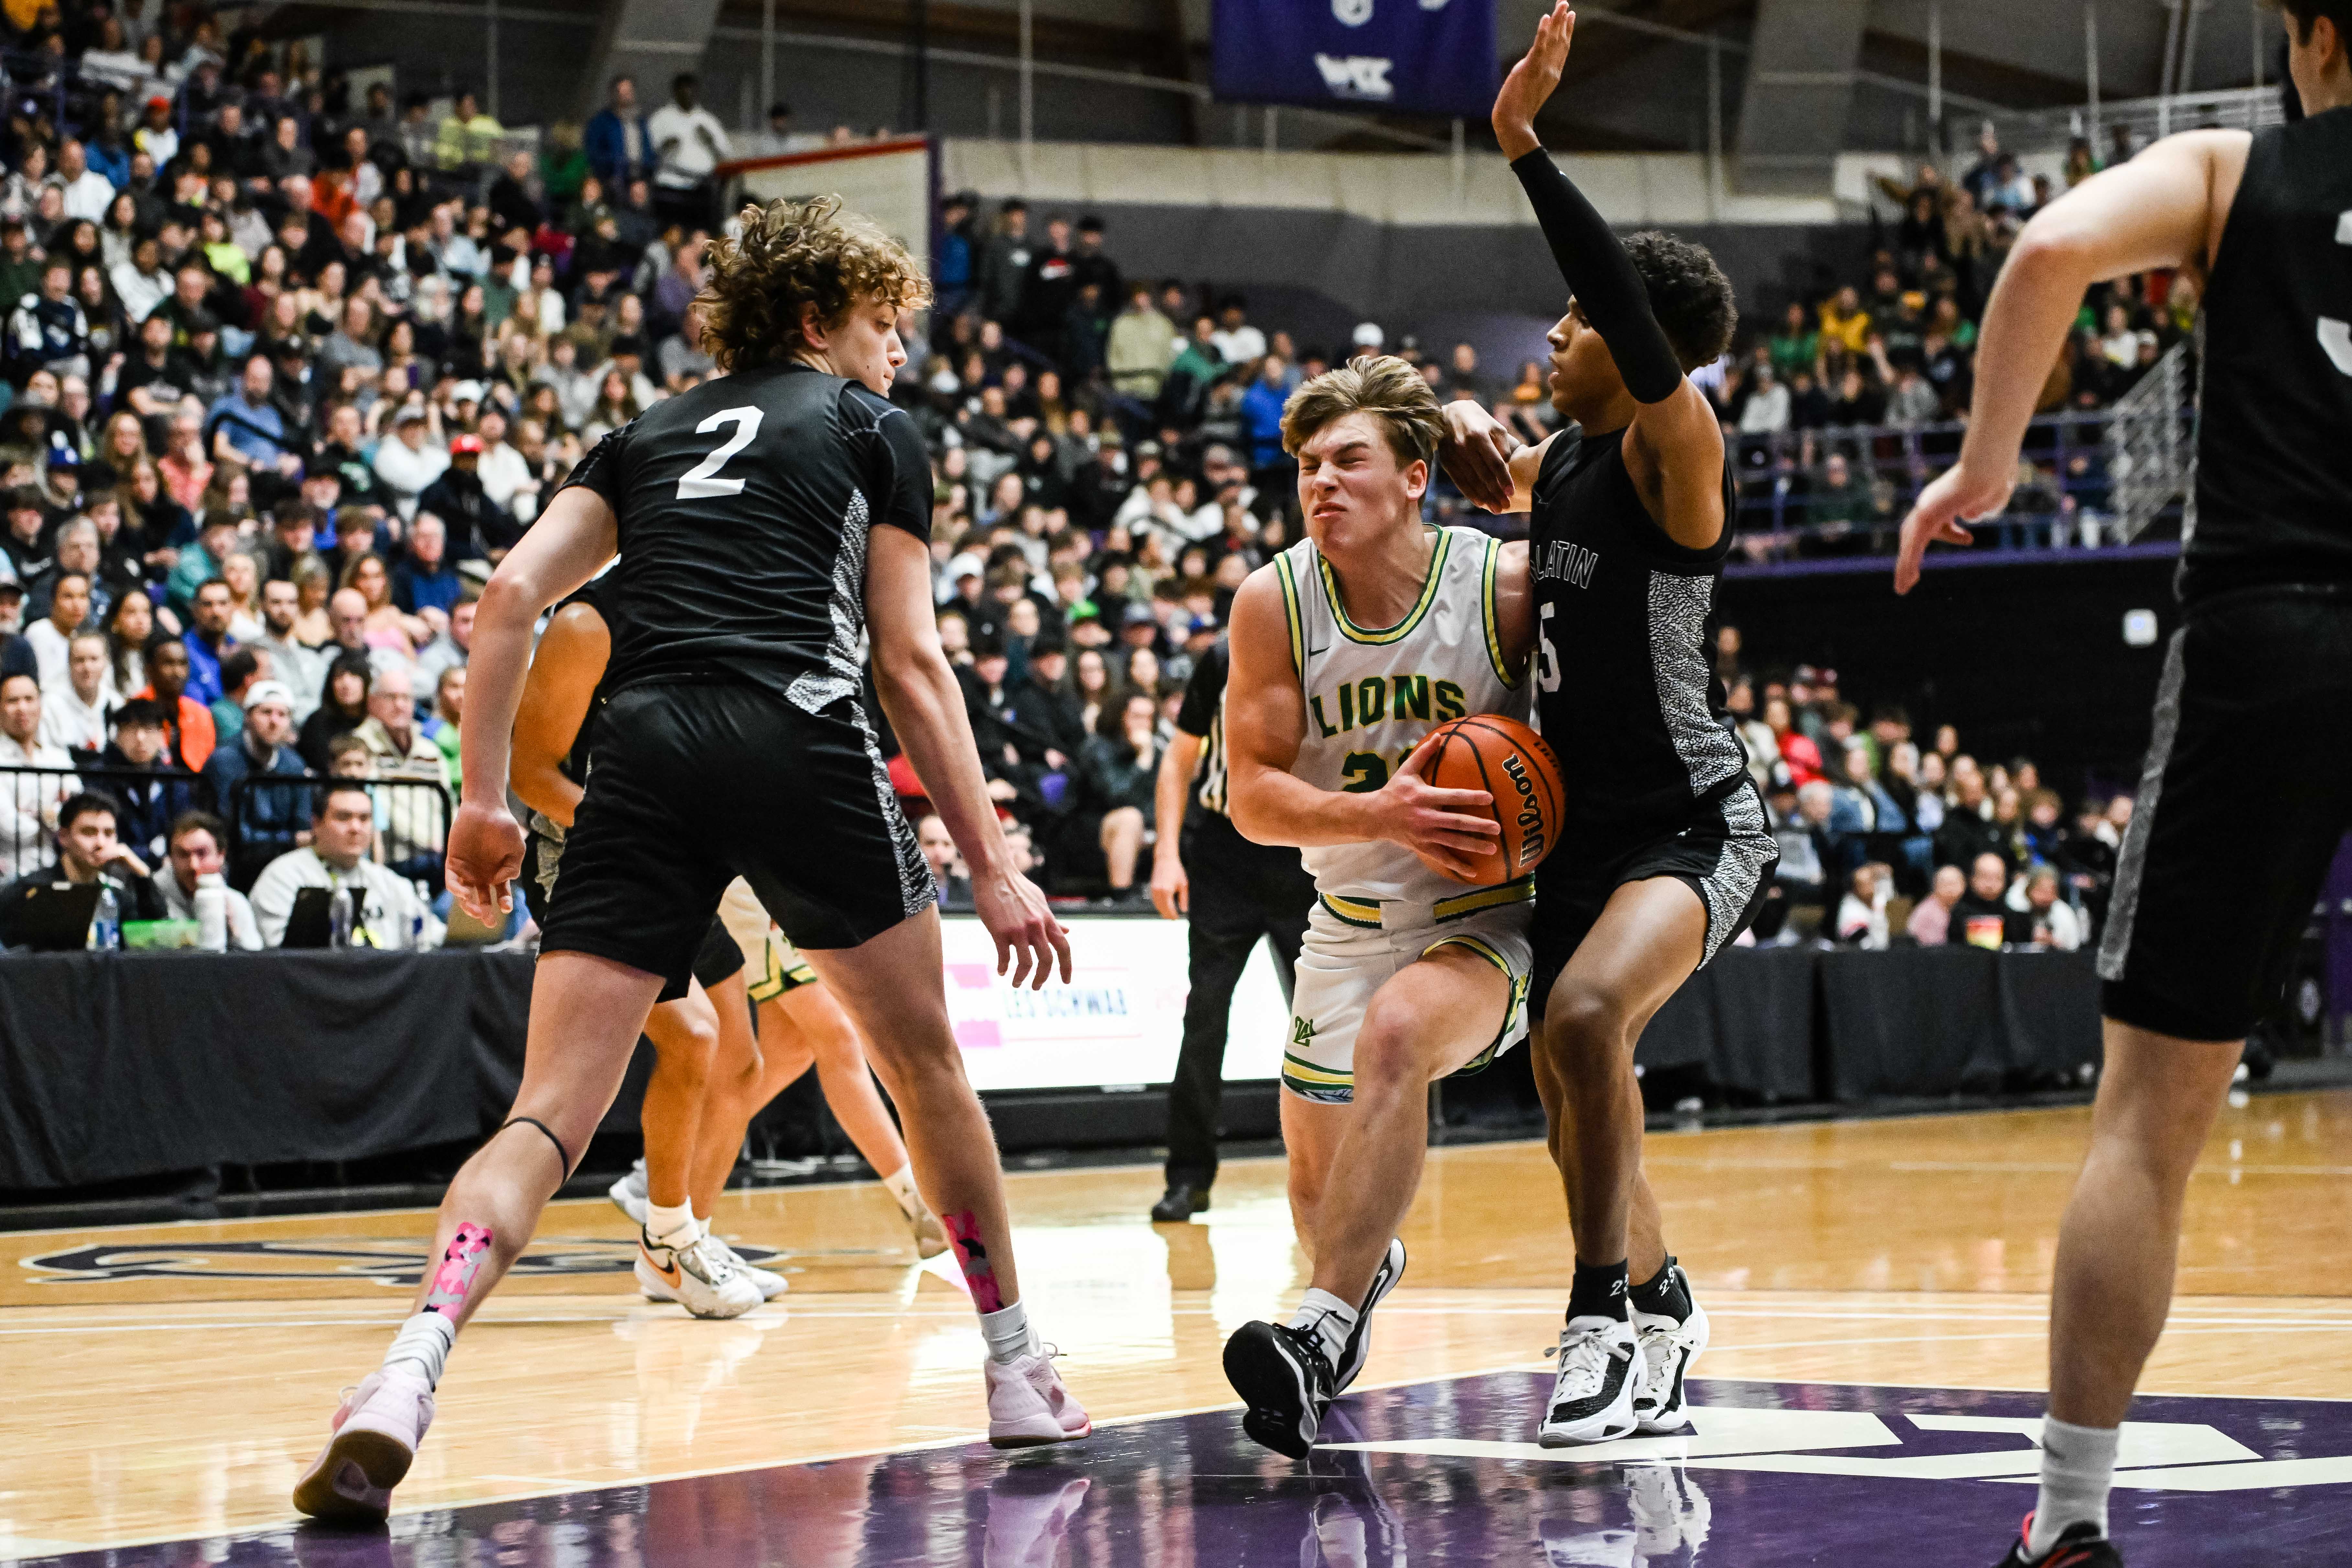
top-left (5, 1090), bottom-right (2351, 1558)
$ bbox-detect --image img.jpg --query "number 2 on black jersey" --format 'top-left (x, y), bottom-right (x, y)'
top-left (679, 406), bottom-right (763, 499)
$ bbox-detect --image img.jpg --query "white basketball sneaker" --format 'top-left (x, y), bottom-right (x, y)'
top-left (635, 1227), bottom-right (762, 1319)
top-left (985, 1349), bottom-right (1093, 1448)
top-left (1537, 1316), bottom-right (1648, 1446)
top-left (704, 1232), bottom-right (788, 1300)
top-left (608, 1159), bottom-right (649, 1226)
top-left (1631, 1265), bottom-right (1709, 1435)
top-left (291, 1367), bottom-right (436, 1522)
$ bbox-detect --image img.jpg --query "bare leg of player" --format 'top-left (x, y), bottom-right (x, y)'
top-left (293, 952), bottom-right (665, 1521)
top-left (801, 908), bottom-right (1091, 1448)
top-left (2014, 1024), bottom-right (2242, 1555)
top-left (1536, 877), bottom-right (1714, 1445)
top-left (763, 984), bottom-right (951, 1257)
top-left (1225, 949), bottom-right (1507, 1458)
top-left (640, 988), bottom-right (719, 1212)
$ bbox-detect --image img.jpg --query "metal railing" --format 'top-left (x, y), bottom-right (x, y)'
top-left (2104, 338), bottom-right (2199, 544)
top-left (1725, 409), bottom-right (2149, 560)
top-left (1985, 87), bottom-right (2285, 165)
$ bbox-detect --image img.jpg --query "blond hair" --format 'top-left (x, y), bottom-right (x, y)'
top-left (695, 195), bottom-right (933, 373)
top-left (1279, 354), bottom-right (1447, 469)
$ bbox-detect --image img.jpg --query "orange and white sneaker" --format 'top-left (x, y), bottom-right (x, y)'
top-left (635, 1227), bottom-right (762, 1319)
top-left (985, 1349), bottom-right (1093, 1449)
top-left (291, 1368), bottom-right (435, 1522)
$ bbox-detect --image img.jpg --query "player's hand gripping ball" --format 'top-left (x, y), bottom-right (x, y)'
top-left (1411, 716), bottom-right (1565, 885)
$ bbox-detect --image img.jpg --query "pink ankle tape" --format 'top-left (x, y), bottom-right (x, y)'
top-left (941, 1211), bottom-right (1002, 1312)
top-left (422, 1223), bottom-right (493, 1315)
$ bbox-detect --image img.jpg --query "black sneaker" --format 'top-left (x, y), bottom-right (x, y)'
top-left (1995, 1514), bottom-right (2124, 1567)
top-left (1151, 1183), bottom-right (1209, 1223)
top-left (1223, 1319), bottom-right (1336, 1460)
top-left (1332, 1238), bottom-right (1406, 1394)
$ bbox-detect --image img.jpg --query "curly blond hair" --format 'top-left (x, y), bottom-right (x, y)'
top-left (1280, 354), bottom-right (1448, 468)
top-left (695, 195), bottom-right (933, 372)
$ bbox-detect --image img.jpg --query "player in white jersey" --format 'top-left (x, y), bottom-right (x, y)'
top-left (1219, 355), bottom-right (1537, 1458)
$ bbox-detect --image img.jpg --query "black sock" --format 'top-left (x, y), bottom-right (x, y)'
top-left (1567, 1260), bottom-right (1629, 1323)
top-left (1629, 1256), bottom-right (1691, 1321)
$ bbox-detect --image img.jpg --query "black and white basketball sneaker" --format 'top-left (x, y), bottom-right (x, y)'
top-left (1537, 1316), bottom-right (1648, 1446)
top-left (1224, 1319), bottom-right (1337, 1460)
top-left (1630, 1262), bottom-right (1708, 1434)
top-left (1332, 1239), bottom-right (1407, 1395)
top-left (1994, 1514), bottom-right (2124, 1567)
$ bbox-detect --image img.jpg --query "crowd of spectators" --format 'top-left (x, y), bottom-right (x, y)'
top-left (0, 11), bottom-right (2180, 940)
top-left (1709, 124), bottom-right (2201, 559)
top-left (0, 8), bottom-right (780, 947)
top-left (1708, 633), bottom-right (2128, 955)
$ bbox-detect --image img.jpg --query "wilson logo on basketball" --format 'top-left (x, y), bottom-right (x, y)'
top-left (1502, 753), bottom-right (1546, 865)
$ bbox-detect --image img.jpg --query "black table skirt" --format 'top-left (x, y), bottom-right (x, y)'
top-left (0, 945), bottom-right (2107, 1190)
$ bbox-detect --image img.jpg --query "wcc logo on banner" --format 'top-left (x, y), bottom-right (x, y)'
top-left (1211, 0), bottom-right (1500, 120)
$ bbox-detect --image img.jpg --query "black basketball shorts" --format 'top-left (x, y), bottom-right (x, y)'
top-left (526, 824), bottom-right (744, 1004)
top-left (2099, 588), bottom-right (2352, 1042)
top-left (538, 679), bottom-right (937, 996)
top-left (1529, 779), bottom-right (1780, 1020)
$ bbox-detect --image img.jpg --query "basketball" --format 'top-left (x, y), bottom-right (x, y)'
top-left (1413, 715), bottom-right (1565, 885)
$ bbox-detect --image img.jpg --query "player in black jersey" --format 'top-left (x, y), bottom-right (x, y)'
top-left (1894, 9), bottom-right (2352, 1564)
top-left (1146, 638), bottom-right (1317, 1223)
top-left (292, 198), bottom-right (1086, 1525)
top-left (1437, 6), bottom-right (1772, 1448)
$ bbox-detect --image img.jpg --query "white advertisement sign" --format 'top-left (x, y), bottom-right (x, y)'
top-left (939, 916), bottom-right (1290, 1093)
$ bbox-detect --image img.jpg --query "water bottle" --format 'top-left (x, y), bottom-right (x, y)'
top-left (193, 873), bottom-right (228, 951)
top-left (90, 885), bottom-right (119, 950)
top-left (328, 882), bottom-right (354, 949)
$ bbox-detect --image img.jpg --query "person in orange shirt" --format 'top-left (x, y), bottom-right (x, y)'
top-left (137, 637), bottom-right (218, 770)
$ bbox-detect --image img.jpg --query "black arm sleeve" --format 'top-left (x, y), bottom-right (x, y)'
top-left (1510, 150), bottom-right (1685, 405)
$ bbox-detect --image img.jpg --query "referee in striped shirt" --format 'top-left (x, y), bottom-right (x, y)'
top-left (1148, 637), bottom-right (1317, 1222)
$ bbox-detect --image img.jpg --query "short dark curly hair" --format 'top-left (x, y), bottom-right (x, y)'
top-left (1622, 231), bottom-right (1737, 372)
top-left (695, 195), bottom-right (933, 373)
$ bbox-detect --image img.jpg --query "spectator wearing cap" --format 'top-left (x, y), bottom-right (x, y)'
top-left (0, 220), bottom-right (39, 313)
top-left (39, 629), bottom-right (114, 755)
top-left (1111, 601), bottom-right (1165, 684)
top-left (415, 434), bottom-right (521, 560)
top-left (136, 637), bottom-right (216, 772)
top-left (0, 669), bottom-right (77, 878)
top-left (157, 810), bottom-right (261, 948)
top-left (201, 677), bottom-right (310, 887)
top-left (371, 404), bottom-right (448, 520)
top-left (1006, 626), bottom-right (1085, 776)
top-left (100, 694), bottom-right (198, 864)
top-left (932, 191), bottom-right (977, 317)
top-left (391, 512), bottom-right (464, 619)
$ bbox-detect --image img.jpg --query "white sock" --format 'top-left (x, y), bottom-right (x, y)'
top-left (2029, 1416), bottom-right (2118, 1555)
top-left (644, 1200), bottom-right (697, 1250)
top-left (881, 1163), bottom-right (925, 1221)
top-left (978, 1299), bottom-right (1035, 1364)
top-left (1289, 1288), bottom-right (1359, 1368)
top-left (382, 1310), bottom-right (457, 1388)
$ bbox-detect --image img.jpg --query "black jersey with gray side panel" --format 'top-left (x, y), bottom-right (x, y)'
top-left (1527, 424), bottom-right (1749, 855)
top-left (2183, 108), bottom-right (2352, 607)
